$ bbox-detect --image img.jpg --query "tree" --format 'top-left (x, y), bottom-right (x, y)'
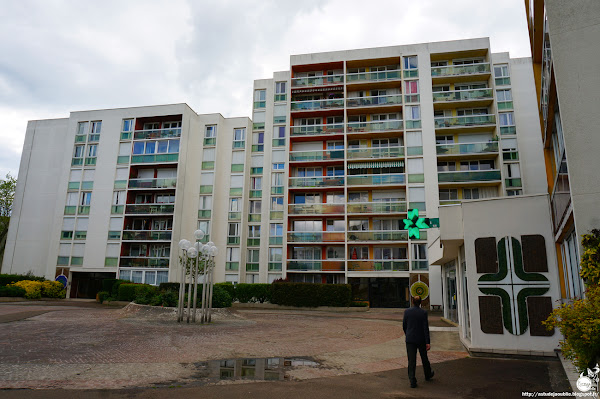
top-left (0, 173), bottom-right (17, 264)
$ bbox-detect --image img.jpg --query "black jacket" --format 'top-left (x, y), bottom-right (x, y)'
top-left (403, 305), bottom-right (430, 345)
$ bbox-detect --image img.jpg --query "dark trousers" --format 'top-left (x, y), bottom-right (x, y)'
top-left (406, 342), bottom-right (432, 383)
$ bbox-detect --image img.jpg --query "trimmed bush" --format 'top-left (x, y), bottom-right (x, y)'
top-left (211, 284), bottom-right (232, 308)
top-left (12, 280), bottom-right (43, 299)
top-left (41, 281), bottom-right (65, 298)
top-left (271, 283), bottom-right (352, 307)
top-left (133, 284), bottom-right (159, 305)
top-left (101, 279), bottom-right (125, 295)
top-left (158, 282), bottom-right (181, 292)
top-left (118, 283), bottom-right (139, 302)
top-left (215, 282), bottom-right (236, 301)
top-left (97, 291), bottom-right (110, 303)
top-left (235, 283), bottom-right (272, 303)
top-left (0, 285), bottom-right (26, 297)
top-left (0, 273), bottom-right (45, 287)
top-left (158, 290), bottom-right (178, 307)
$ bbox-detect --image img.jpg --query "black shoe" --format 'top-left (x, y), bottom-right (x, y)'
top-left (410, 381), bottom-right (417, 388)
top-left (426, 371), bottom-right (435, 381)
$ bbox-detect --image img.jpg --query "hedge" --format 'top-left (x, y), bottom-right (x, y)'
top-left (271, 282), bottom-right (352, 307)
top-left (101, 279), bottom-right (126, 294)
top-left (0, 273), bottom-right (45, 287)
top-left (0, 285), bottom-right (26, 297)
top-left (235, 283), bottom-right (271, 303)
top-left (41, 281), bottom-right (66, 298)
top-left (117, 283), bottom-right (139, 302)
top-left (215, 282), bottom-right (236, 301)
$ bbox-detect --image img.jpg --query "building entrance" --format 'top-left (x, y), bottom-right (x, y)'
top-left (349, 277), bottom-right (410, 308)
top-left (70, 272), bottom-right (115, 299)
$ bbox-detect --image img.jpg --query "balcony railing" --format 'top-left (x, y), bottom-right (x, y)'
top-left (430, 63), bottom-right (491, 77)
top-left (346, 201), bottom-right (407, 214)
top-left (125, 204), bottom-right (175, 214)
top-left (121, 230), bottom-right (172, 241)
top-left (432, 88), bottom-right (493, 102)
top-left (347, 230), bottom-right (408, 241)
top-left (346, 69), bottom-right (401, 82)
top-left (346, 173), bottom-right (405, 186)
top-left (290, 123), bottom-right (344, 137)
top-left (289, 149), bottom-right (344, 162)
top-left (436, 142), bottom-right (499, 156)
top-left (346, 146), bottom-right (404, 159)
top-left (130, 153), bottom-right (179, 164)
top-left (120, 257), bottom-right (170, 268)
top-left (128, 178), bottom-right (177, 189)
top-left (437, 170), bottom-right (502, 183)
top-left (291, 74), bottom-right (344, 88)
top-left (434, 114), bottom-right (496, 129)
top-left (287, 260), bottom-right (345, 272)
top-left (290, 98), bottom-right (344, 111)
top-left (287, 232), bottom-right (345, 242)
top-left (288, 203), bottom-right (345, 215)
top-left (133, 128), bottom-right (181, 140)
top-left (347, 120), bottom-right (403, 133)
top-left (346, 94), bottom-right (402, 108)
top-left (348, 260), bottom-right (409, 271)
top-left (288, 176), bottom-right (345, 188)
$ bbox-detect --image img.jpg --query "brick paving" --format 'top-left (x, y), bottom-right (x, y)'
top-left (0, 302), bottom-right (469, 389)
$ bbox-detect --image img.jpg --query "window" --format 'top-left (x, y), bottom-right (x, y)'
top-left (73, 145), bottom-right (84, 158)
top-left (248, 249), bottom-right (260, 263)
top-left (296, 167), bottom-right (322, 177)
top-left (269, 248), bottom-right (282, 262)
top-left (326, 166), bottom-right (343, 176)
top-left (163, 121), bottom-right (181, 129)
top-left (275, 82), bottom-right (286, 95)
top-left (326, 220), bottom-right (345, 231)
top-left (405, 80), bottom-right (418, 94)
top-left (226, 247), bottom-right (240, 262)
top-left (463, 188), bottom-right (480, 200)
top-left (374, 247), bottom-right (406, 259)
top-left (404, 56), bottom-right (418, 70)
top-left (439, 189), bottom-right (458, 201)
top-left (205, 125), bottom-right (216, 138)
top-left (292, 246), bottom-right (321, 260)
top-left (228, 223), bottom-right (240, 237)
top-left (348, 192), bottom-right (368, 202)
top-left (198, 220), bottom-right (210, 234)
top-left (273, 126), bottom-right (285, 138)
top-left (272, 172), bottom-right (284, 187)
top-left (373, 219), bottom-right (400, 230)
top-left (251, 177), bottom-right (262, 190)
top-left (144, 122), bottom-right (160, 130)
top-left (497, 89), bottom-right (512, 102)
top-left (499, 112), bottom-right (515, 126)
top-left (229, 198), bottom-right (241, 212)
top-left (293, 193), bottom-right (320, 204)
top-left (249, 200), bottom-right (261, 214)
top-left (234, 128), bottom-right (245, 142)
top-left (199, 196), bottom-right (212, 210)
top-left (293, 220), bottom-right (321, 232)
top-left (437, 162), bottom-right (456, 172)
top-left (80, 192), bottom-right (92, 206)
top-left (460, 160), bottom-right (494, 171)
top-left (407, 106), bottom-right (420, 120)
top-left (132, 140), bottom-right (179, 154)
top-left (270, 223), bottom-right (283, 237)
top-left (271, 197), bottom-right (283, 210)
top-left (248, 225), bottom-right (261, 238)
top-left (413, 244), bottom-right (427, 259)
top-left (494, 65), bottom-right (509, 78)
top-left (87, 145), bottom-right (98, 157)
top-left (91, 121), bottom-right (102, 134)
top-left (113, 191), bottom-right (125, 205)
top-left (254, 89), bottom-right (266, 102)
top-left (436, 135), bottom-right (454, 144)
top-left (326, 193), bottom-right (344, 203)
top-left (122, 119), bottom-right (133, 132)
top-left (77, 122), bottom-right (89, 135)
top-left (326, 246), bottom-right (344, 259)
top-left (273, 163), bottom-right (284, 170)
top-left (348, 219), bottom-right (368, 231)
top-left (349, 246), bottom-right (369, 260)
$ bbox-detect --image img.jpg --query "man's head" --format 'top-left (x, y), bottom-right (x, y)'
top-left (412, 296), bottom-right (422, 307)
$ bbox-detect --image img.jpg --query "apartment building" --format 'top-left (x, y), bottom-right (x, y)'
top-left (525, 0), bottom-right (600, 300)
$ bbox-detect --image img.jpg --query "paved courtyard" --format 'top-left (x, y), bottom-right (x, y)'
top-left (0, 300), bottom-right (571, 397)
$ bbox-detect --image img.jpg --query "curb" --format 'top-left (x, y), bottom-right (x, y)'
top-left (232, 302), bottom-right (370, 312)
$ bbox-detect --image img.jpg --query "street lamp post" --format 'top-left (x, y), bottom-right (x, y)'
top-left (177, 239), bottom-right (192, 323)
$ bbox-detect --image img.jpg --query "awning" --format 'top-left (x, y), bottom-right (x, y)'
top-left (347, 160), bottom-right (404, 169)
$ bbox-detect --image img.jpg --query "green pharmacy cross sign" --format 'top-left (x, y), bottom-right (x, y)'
top-left (403, 209), bottom-right (439, 239)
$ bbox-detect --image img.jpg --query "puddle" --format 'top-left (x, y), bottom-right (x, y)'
top-left (192, 357), bottom-right (321, 384)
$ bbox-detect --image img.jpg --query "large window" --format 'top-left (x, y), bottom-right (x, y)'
top-left (133, 140), bottom-right (179, 154)
top-left (205, 125), bottom-right (216, 138)
top-left (270, 223), bottom-right (283, 237)
top-left (271, 197), bottom-right (283, 211)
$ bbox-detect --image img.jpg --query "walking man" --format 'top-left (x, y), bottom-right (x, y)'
top-left (403, 295), bottom-right (434, 388)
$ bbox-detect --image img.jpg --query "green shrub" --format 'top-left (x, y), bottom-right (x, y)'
top-left (133, 284), bottom-right (159, 305)
top-left (97, 291), bottom-right (110, 303)
top-left (41, 281), bottom-right (65, 298)
top-left (160, 290), bottom-right (179, 307)
top-left (111, 280), bottom-right (127, 299)
top-left (271, 283), bottom-right (352, 307)
top-left (0, 285), bottom-right (26, 297)
top-left (210, 284), bottom-right (232, 308)
top-left (0, 273), bottom-right (45, 287)
top-left (101, 279), bottom-right (125, 295)
top-left (215, 282), bottom-right (236, 301)
top-left (580, 229), bottom-right (600, 285)
top-left (235, 283), bottom-right (271, 303)
top-left (158, 282), bottom-right (181, 292)
top-left (118, 283), bottom-right (139, 302)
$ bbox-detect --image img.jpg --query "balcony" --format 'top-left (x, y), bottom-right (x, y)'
top-left (130, 153), bottom-right (179, 164)
top-left (125, 204), bottom-right (175, 215)
top-left (346, 173), bottom-right (405, 186)
top-left (434, 115), bottom-right (496, 130)
top-left (128, 178), bottom-right (177, 189)
top-left (288, 203), bottom-right (345, 215)
top-left (346, 69), bottom-right (401, 83)
top-left (290, 98), bottom-right (344, 111)
top-left (347, 120), bottom-right (403, 133)
top-left (437, 170), bottom-right (502, 183)
top-left (288, 176), bottom-right (345, 188)
top-left (346, 146), bottom-right (404, 160)
top-left (346, 201), bottom-right (407, 214)
top-left (348, 260), bottom-right (409, 272)
top-left (436, 142), bottom-right (499, 157)
top-left (120, 257), bottom-right (170, 268)
top-left (289, 149), bottom-right (344, 162)
top-left (291, 74), bottom-right (344, 88)
top-left (133, 128), bottom-right (181, 140)
top-left (287, 232), bottom-right (345, 243)
top-left (346, 94), bottom-right (402, 108)
top-left (290, 123), bottom-right (344, 137)
top-left (347, 230), bottom-right (408, 241)
top-left (430, 63), bottom-right (491, 82)
top-left (432, 88), bottom-right (493, 103)
top-left (121, 230), bottom-right (172, 241)
top-left (287, 260), bottom-right (345, 272)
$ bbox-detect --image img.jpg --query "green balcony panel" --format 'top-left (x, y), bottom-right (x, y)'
top-left (124, 204), bottom-right (175, 215)
top-left (500, 126), bottom-right (516, 135)
top-left (75, 135), bottom-right (86, 143)
top-left (269, 237), bottom-right (283, 245)
top-left (404, 94), bottom-right (420, 103)
top-left (434, 114), bottom-right (496, 129)
top-left (117, 155), bottom-right (130, 164)
top-left (503, 151), bottom-right (519, 161)
top-left (105, 257), bottom-right (118, 267)
top-left (405, 120), bottom-right (422, 129)
top-left (286, 261), bottom-right (322, 271)
top-left (88, 134), bottom-right (100, 143)
top-left (346, 174), bottom-right (405, 186)
top-left (253, 123), bottom-right (265, 130)
top-left (248, 214), bottom-right (261, 222)
top-left (119, 257), bottom-right (169, 268)
top-left (346, 94), bottom-right (401, 108)
top-left (226, 262), bottom-right (240, 271)
top-left (247, 238), bottom-right (260, 247)
top-left (346, 147), bottom-right (403, 160)
top-left (291, 74), bottom-right (344, 87)
top-left (227, 236), bottom-right (241, 245)
top-left (406, 147), bottom-right (423, 156)
top-left (204, 137), bottom-right (216, 146)
top-left (231, 164), bottom-right (244, 172)
top-left (57, 256), bottom-right (69, 266)
top-left (70, 257), bottom-right (83, 266)
top-left (269, 211), bottom-right (283, 220)
top-left (120, 132), bottom-right (132, 140)
top-left (64, 206), bottom-right (77, 215)
top-left (229, 187), bottom-right (243, 196)
top-left (287, 232), bottom-right (345, 242)
top-left (348, 260), bottom-right (409, 272)
top-left (431, 63), bottom-right (491, 77)
top-left (200, 185), bottom-right (213, 194)
top-left (68, 182), bottom-right (80, 190)
top-left (78, 206), bottom-right (90, 215)
top-left (506, 178), bottom-right (522, 187)
top-left (272, 138), bottom-right (285, 147)
top-left (251, 167), bottom-right (263, 175)
top-left (198, 210), bottom-right (212, 218)
top-left (290, 123), bottom-right (343, 137)
top-left (347, 120), bottom-right (403, 133)
top-left (114, 180), bottom-right (127, 189)
top-left (346, 70), bottom-right (400, 82)
top-left (346, 202), bottom-right (406, 214)
top-left (128, 178), bottom-right (177, 189)
top-left (228, 212), bottom-right (241, 220)
top-left (121, 231), bottom-right (172, 241)
top-left (271, 186), bottom-right (284, 195)
top-left (74, 231), bottom-right (87, 240)
top-left (274, 116), bottom-right (286, 124)
top-left (436, 142), bottom-right (499, 155)
top-left (61, 231), bottom-right (73, 240)
top-left (130, 153), bottom-right (179, 164)
top-left (251, 144), bottom-right (264, 152)
top-left (412, 260), bottom-right (429, 270)
top-left (84, 157), bottom-right (97, 166)
top-left (289, 176), bottom-right (345, 188)
top-left (71, 158), bottom-right (83, 166)
top-left (403, 70), bottom-right (418, 78)
top-left (432, 88), bottom-right (493, 102)
top-left (254, 101), bottom-right (266, 109)
top-left (133, 128), bottom-right (181, 140)
top-left (495, 77), bottom-right (511, 86)
top-left (347, 231), bottom-right (408, 241)
top-left (274, 94), bottom-right (286, 102)
top-left (437, 170), bottom-right (502, 183)
top-left (202, 161), bottom-right (215, 170)
top-left (288, 203), bottom-right (345, 215)
top-left (409, 202), bottom-right (426, 211)
top-left (246, 263), bottom-right (259, 272)
top-left (291, 98), bottom-right (344, 111)
top-left (290, 149), bottom-right (344, 162)
top-left (408, 174), bottom-right (425, 183)
top-left (108, 231), bottom-right (121, 240)
top-left (111, 205), bottom-right (124, 214)
top-left (233, 141), bottom-right (245, 149)
top-left (268, 262), bottom-right (283, 271)
top-left (249, 190), bottom-right (262, 198)
top-left (497, 101), bottom-right (514, 110)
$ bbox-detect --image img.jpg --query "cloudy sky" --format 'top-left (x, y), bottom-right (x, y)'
top-left (0, 0), bottom-right (531, 178)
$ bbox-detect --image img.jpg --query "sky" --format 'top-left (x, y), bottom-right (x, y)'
top-left (0, 0), bottom-right (531, 178)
